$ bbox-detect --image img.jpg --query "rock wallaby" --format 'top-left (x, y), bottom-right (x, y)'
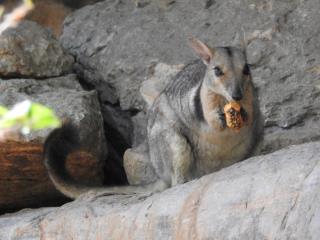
top-left (44, 37), bottom-right (263, 199)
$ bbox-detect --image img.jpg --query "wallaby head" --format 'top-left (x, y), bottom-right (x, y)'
top-left (188, 37), bottom-right (251, 103)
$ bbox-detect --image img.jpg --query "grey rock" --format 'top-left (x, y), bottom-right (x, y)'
top-left (60, 0), bottom-right (320, 154)
top-left (0, 21), bottom-right (74, 78)
top-left (133, 0), bottom-right (151, 8)
top-left (131, 111), bottom-right (147, 147)
top-left (101, 104), bottom-right (133, 146)
top-left (0, 74), bottom-right (107, 162)
top-left (1, 141), bottom-right (319, 239)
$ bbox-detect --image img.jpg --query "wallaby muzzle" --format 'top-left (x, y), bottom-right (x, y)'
top-left (231, 85), bottom-right (243, 101)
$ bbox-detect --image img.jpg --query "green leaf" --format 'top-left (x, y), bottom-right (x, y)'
top-left (0, 106), bottom-right (8, 117)
top-left (0, 101), bottom-right (61, 131)
top-left (28, 103), bottom-right (61, 130)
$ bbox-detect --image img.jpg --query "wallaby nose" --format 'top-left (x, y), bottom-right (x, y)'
top-left (232, 91), bottom-right (243, 101)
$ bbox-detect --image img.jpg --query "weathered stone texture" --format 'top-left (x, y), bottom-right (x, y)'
top-left (1, 142), bottom-right (319, 239)
top-left (0, 21), bottom-right (74, 78)
top-left (60, 0), bottom-right (320, 154)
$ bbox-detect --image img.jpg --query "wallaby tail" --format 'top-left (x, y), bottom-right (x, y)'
top-left (44, 124), bottom-right (167, 199)
top-left (44, 123), bottom-right (88, 199)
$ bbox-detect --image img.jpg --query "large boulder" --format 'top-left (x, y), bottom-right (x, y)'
top-left (60, 0), bottom-right (320, 154)
top-left (0, 21), bottom-right (74, 78)
top-left (0, 75), bottom-right (107, 211)
top-left (0, 141), bottom-right (319, 239)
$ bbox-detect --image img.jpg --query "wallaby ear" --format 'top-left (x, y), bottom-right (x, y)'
top-left (188, 37), bottom-right (213, 65)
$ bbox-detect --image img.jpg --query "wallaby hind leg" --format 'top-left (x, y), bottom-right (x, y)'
top-left (149, 124), bottom-right (194, 187)
top-left (169, 133), bottom-right (193, 186)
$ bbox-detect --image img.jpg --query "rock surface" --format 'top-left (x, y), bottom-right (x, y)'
top-left (0, 75), bottom-right (107, 161)
top-left (60, 0), bottom-right (320, 154)
top-left (0, 21), bottom-right (74, 78)
top-left (0, 141), bottom-right (319, 239)
top-left (140, 62), bottom-right (184, 108)
top-left (0, 142), bottom-right (99, 212)
top-left (0, 75), bottom-right (107, 210)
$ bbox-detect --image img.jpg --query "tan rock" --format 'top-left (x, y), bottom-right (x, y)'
top-left (1, 142), bottom-right (319, 239)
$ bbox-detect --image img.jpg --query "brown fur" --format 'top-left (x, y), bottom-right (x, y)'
top-left (200, 85), bottom-right (226, 130)
top-left (197, 81), bottom-right (254, 146)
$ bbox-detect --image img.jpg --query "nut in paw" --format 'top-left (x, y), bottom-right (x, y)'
top-left (223, 101), bottom-right (244, 132)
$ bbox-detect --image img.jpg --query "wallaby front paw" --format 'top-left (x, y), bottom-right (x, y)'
top-left (218, 111), bottom-right (227, 129)
top-left (240, 107), bottom-right (248, 122)
top-left (207, 110), bottom-right (227, 130)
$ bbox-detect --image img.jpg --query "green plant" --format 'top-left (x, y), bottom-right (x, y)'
top-left (0, 100), bottom-right (61, 135)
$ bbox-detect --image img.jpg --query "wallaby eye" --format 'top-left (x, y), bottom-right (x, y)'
top-left (243, 64), bottom-right (250, 75)
top-left (213, 66), bottom-right (224, 77)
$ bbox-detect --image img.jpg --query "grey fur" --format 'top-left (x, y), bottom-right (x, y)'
top-left (144, 45), bottom-right (262, 185)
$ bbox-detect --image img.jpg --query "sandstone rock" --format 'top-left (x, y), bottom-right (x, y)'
top-left (0, 142), bottom-right (100, 212)
top-left (0, 75), bottom-right (107, 210)
top-left (26, 0), bottom-right (72, 37)
top-left (0, 141), bottom-right (319, 239)
top-left (3, 1), bottom-right (106, 37)
top-left (60, 0), bottom-right (320, 154)
top-left (0, 21), bottom-right (74, 78)
top-left (0, 75), bottom-right (107, 160)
